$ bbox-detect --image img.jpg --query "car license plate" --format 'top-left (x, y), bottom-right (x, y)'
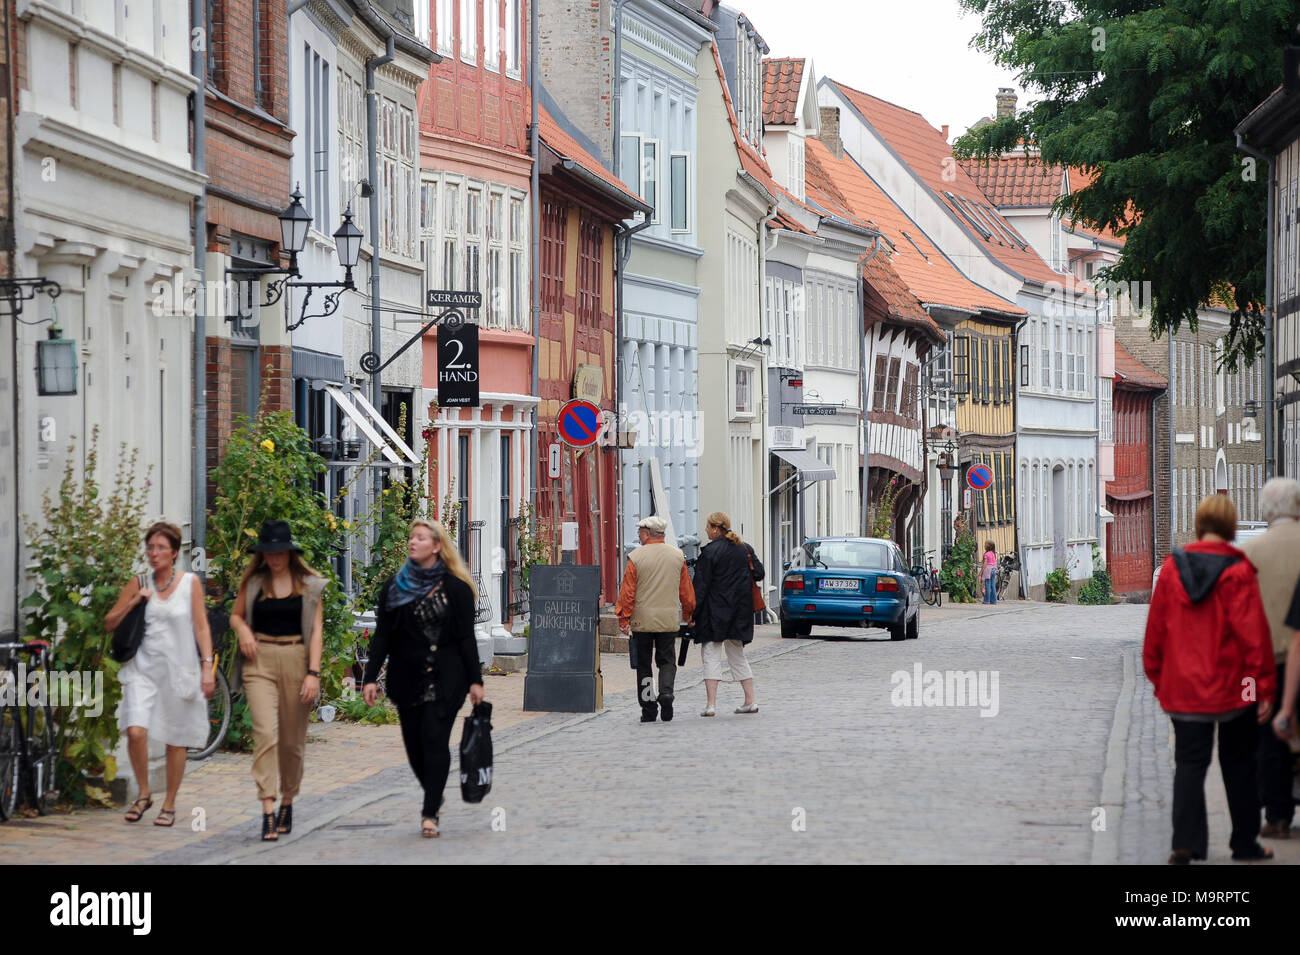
top-left (820, 578), bottom-right (859, 591)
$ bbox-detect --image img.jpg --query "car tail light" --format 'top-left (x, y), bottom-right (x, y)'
top-left (783, 576), bottom-right (805, 592)
top-left (804, 604), bottom-right (816, 611)
top-left (875, 576), bottom-right (899, 592)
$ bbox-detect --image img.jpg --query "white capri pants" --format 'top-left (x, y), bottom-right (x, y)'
top-left (700, 639), bottom-right (753, 681)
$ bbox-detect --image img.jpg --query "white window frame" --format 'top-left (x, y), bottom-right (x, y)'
top-left (460, 0), bottom-right (476, 64)
top-left (732, 361), bottom-right (756, 419)
top-left (669, 150), bottom-right (691, 234)
top-left (436, 0), bottom-right (454, 53)
top-left (505, 0), bottom-right (520, 75)
top-left (484, 0), bottom-right (500, 73)
top-left (508, 192), bottom-right (527, 329)
top-left (642, 138), bottom-right (661, 225)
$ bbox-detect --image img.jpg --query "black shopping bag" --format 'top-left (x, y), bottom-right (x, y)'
top-left (459, 701), bottom-right (493, 803)
top-left (677, 624), bottom-right (695, 667)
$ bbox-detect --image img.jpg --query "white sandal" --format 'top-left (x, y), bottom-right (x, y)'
top-left (734, 702), bottom-right (759, 714)
top-left (700, 705), bottom-right (716, 717)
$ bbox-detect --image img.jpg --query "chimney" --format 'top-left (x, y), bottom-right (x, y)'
top-left (996, 87), bottom-right (1017, 119)
top-left (941, 124), bottom-right (949, 141)
top-left (819, 106), bottom-right (842, 159)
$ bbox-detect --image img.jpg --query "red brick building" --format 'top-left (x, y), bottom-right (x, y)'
top-left (536, 102), bottom-right (649, 603)
top-left (1106, 342), bottom-right (1166, 596)
top-left (202, 0), bottom-right (295, 500)
top-left (419, 0), bottom-right (536, 633)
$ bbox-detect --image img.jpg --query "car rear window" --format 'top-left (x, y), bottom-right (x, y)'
top-left (803, 540), bottom-right (891, 570)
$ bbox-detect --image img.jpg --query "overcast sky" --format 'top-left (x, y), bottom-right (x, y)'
top-left (735, 0), bottom-right (1026, 140)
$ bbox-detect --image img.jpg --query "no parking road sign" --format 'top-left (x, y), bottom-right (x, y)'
top-left (558, 399), bottom-right (602, 448)
top-left (967, 464), bottom-right (993, 491)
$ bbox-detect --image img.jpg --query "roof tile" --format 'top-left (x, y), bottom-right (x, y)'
top-left (1113, 340), bottom-right (1168, 390)
top-left (959, 156), bottom-right (1063, 207)
top-left (538, 105), bottom-right (644, 210)
top-left (763, 58), bottom-right (804, 126)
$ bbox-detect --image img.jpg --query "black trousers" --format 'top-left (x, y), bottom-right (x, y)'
top-left (397, 700), bottom-right (455, 819)
top-left (1172, 708), bottom-right (1260, 857)
top-left (1257, 661), bottom-right (1295, 825)
top-left (633, 631), bottom-right (677, 714)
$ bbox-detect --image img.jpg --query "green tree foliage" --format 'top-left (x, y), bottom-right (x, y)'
top-left (21, 429), bottom-right (152, 803)
top-left (207, 411), bottom-right (353, 724)
top-left (954, 0), bottom-right (1295, 369)
top-left (940, 515), bottom-right (979, 602)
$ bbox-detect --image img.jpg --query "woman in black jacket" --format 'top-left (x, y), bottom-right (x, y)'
top-left (691, 511), bottom-right (763, 717)
top-left (363, 518), bottom-right (485, 838)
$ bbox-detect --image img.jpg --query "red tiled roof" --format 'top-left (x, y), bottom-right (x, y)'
top-left (1064, 166), bottom-right (1130, 246)
top-left (763, 58), bottom-right (804, 126)
top-left (959, 156), bottom-right (1063, 207)
top-left (1113, 340), bottom-right (1167, 390)
top-left (830, 80), bottom-right (1081, 290)
top-left (771, 209), bottom-right (816, 235)
top-left (862, 250), bottom-right (938, 335)
top-left (539, 105), bottom-right (645, 211)
top-left (805, 137), bottom-right (1024, 320)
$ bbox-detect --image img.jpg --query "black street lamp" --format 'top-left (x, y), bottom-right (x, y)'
top-left (226, 185), bottom-right (363, 331)
top-left (0, 277), bottom-right (72, 396)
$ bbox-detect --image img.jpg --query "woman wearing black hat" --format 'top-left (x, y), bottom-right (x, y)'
top-left (229, 520), bottom-right (328, 841)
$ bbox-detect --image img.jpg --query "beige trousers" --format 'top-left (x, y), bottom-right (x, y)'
top-left (700, 639), bottom-right (753, 682)
top-left (243, 636), bottom-right (309, 801)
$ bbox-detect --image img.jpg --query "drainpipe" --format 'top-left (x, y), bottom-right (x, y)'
top-left (529, 0), bottom-right (541, 521)
top-left (1011, 312), bottom-right (1027, 597)
top-left (615, 216), bottom-right (651, 580)
top-left (756, 203), bottom-right (776, 567)
top-left (191, 0), bottom-right (208, 569)
top-left (1168, 330), bottom-right (1175, 554)
top-left (1094, 296), bottom-right (1101, 550)
top-left (366, 37), bottom-right (395, 506)
top-left (1236, 133), bottom-right (1275, 481)
top-left (857, 235), bottom-right (884, 538)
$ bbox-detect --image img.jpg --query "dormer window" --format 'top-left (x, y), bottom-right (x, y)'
top-left (736, 26), bottom-right (764, 147)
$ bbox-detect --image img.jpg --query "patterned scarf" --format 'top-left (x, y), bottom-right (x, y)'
top-left (385, 558), bottom-right (447, 610)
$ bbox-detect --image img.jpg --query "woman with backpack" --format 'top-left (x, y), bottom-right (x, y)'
top-left (690, 511), bottom-right (763, 717)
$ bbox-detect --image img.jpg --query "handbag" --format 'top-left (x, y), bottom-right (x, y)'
top-left (459, 701), bottom-right (493, 803)
top-left (746, 547), bottom-right (766, 613)
top-left (109, 574), bottom-right (149, 664)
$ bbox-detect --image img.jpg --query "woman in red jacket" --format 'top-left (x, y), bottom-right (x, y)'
top-left (1144, 494), bottom-right (1277, 864)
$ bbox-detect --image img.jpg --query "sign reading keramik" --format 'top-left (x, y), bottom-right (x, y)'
top-left (523, 565), bottom-right (602, 712)
top-left (427, 289), bottom-right (483, 309)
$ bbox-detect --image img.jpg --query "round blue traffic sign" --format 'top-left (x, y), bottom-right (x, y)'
top-left (967, 464), bottom-right (993, 490)
top-left (558, 399), bottom-right (602, 448)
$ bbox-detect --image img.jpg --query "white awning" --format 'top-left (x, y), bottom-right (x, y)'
top-left (348, 388), bottom-right (420, 466)
top-left (322, 384), bottom-right (402, 465)
top-left (772, 448), bottom-right (836, 482)
top-left (1099, 505), bottom-right (1115, 524)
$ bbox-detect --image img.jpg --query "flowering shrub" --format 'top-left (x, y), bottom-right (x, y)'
top-left (939, 515), bottom-right (978, 602)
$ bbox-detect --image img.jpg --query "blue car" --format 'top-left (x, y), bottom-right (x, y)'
top-left (778, 537), bottom-right (921, 641)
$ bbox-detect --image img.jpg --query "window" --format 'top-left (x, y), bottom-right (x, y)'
top-left (954, 335), bottom-right (970, 396)
top-left (1039, 319), bottom-right (1051, 391)
top-left (643, 139), bottom-right (660, 224)
top-left (901, 364), bottom-right (919, 418)
top-left (302, 46), bottom-right (331, 235)
top-left (885, 357), bottom-right (902, 413)
top-left (980, 339), bottom-right (990, 403)
top-left (509, 195), bottom-right (527, 329)
top-left (1054, 321), bottom-right (1064, 390)
top-left (670, 153), bottom-right (690, 233)
top-left (541, 198), bottom-right (566, 315)
top-left (505, 0), bottom-right (520, 74)
top-left (460, 0), bottom-right (476, 63)
top-left (992, 340), bottom-right (1002, 403)
top-left (436, 0), bottom-right (453, 52)
top-left (872, 355), bottom-right (889, 411)
top-left (578, 214), bottom-right (602, 327)
top-left (734, 364), bottom-right (754, 416)
top-left (465, 186), bottom-right (482, 294)
top-left (485, 0), bottom-right (500, 72)
top-left (788, 137), bottom-right (805, 201)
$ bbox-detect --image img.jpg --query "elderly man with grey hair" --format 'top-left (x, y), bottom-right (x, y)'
top-left (1241, 477), bottom-right (1300, 839)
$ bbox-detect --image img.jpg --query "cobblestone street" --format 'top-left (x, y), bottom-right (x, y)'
top-left (3, 601), bottom-right (1294, 865)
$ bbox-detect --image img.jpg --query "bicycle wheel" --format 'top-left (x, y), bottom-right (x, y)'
top-left (188, 668), bottom-right (232, 761)
top-left (24, 703), bottom-right (57, 814)
top-left (0, 694), bottom-right (21, 821)
top-left (920, 579), bottom-right (938, 606)
top-left (933, 573), bottom-right (943, 608)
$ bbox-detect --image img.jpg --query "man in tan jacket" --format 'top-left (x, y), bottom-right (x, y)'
top-left (1241, 477), bottom-right (1300, 839)
top-left (615, 516), bottom-right (695, 723)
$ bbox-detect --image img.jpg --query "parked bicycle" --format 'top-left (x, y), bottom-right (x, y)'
top-left (996, 551), bottom-right (1020, 601)
top-left (911, 550), bottom-right (943, 607)
top-left (187, 597), bottom-right (233, 762)
top-left (0, 640), bottom-right (59, 819)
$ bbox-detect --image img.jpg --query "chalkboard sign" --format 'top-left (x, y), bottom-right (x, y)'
top-left (523, 565), bottom-right (601, 712)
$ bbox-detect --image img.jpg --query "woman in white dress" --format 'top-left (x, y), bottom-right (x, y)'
top-left (104, 521), bottom-right (216, 826)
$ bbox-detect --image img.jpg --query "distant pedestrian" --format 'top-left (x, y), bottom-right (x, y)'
top-left (691, 512), bottom-right (762, 717)
top-left (980, 540), bottom-right (997, 604)
top-left (229, 520), bottom-right (327, 842)
top-left (363, 519), bottom-right (484, 839)
top-left (104, 521), bottom-right (216, 827)
top-left (1240, 477), bottom-right (1300, 840)
top-left (1144, 494), bottom-right (1277, 864)
top-left (615, 515), bottom-right (695, 723)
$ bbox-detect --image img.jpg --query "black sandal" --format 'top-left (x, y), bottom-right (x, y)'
top-left (261, 812), bottom-right (279, 841)
top-left (124, 796), bottom-right (152, 823)
top-left (276, 803), bottom-right (293, 834)
top-left (153, 808), bottom-right (176, 827)
top-left (421, 816), bottom-right (440, 838)
top-left (1231, 843), bottom-right (1273, 861)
